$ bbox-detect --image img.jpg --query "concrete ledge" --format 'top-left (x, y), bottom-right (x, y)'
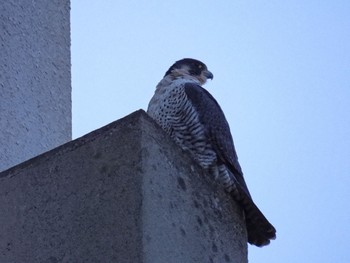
top-left (0, 110), bottom-right (247, 263)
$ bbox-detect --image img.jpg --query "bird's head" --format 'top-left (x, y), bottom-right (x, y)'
top-left (164, 58), bottom-right (214, 85)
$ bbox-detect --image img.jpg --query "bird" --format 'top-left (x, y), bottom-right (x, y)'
top-left (147, 58), bottom-right (276, 247)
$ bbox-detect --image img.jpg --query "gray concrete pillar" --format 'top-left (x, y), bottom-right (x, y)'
top-left (0, 0), bottom-right (71, 171)
top-left (0, 110), bottom-right (248, 263)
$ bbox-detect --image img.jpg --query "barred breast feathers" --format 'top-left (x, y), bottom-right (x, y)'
top-left (148, 78), bottom-right (217, 168)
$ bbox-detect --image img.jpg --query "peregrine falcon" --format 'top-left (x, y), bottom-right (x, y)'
top-left (147, 58), bottom-right (276, 247)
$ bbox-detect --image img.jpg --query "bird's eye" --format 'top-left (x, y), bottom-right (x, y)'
top-left (198, 64), bottom-right (202, 69)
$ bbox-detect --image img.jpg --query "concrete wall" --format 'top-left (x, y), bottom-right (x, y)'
top-left (0, 110), bottom-right (248, 263)
top-left (0, 0), bottom-right (71, 172)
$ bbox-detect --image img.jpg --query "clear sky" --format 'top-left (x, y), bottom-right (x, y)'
top-left (72, 1), bottom-right (350, 262)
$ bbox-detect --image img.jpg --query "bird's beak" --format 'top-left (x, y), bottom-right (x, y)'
top-left (204, 70), bottom-right (214, 80)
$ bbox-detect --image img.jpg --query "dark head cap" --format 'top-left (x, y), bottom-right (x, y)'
top-left (164, 58), bottom-right (213, 79)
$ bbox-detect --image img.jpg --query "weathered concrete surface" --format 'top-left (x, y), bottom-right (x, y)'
top-left (0, 110), bottom-right (247, 263)
top-left (0, 0), bottom-right (71, 171)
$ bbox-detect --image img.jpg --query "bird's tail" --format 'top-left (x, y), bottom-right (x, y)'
top-left (230, 186), bottom-right (276, 247)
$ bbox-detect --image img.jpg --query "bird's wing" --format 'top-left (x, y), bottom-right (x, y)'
top-left (184, 83), bottom-right (250, 194)
top-left (184, 83), bottom-right (276, 246)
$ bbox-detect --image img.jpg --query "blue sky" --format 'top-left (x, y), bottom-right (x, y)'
top-left (72, 1), bottom-right (350, 262)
